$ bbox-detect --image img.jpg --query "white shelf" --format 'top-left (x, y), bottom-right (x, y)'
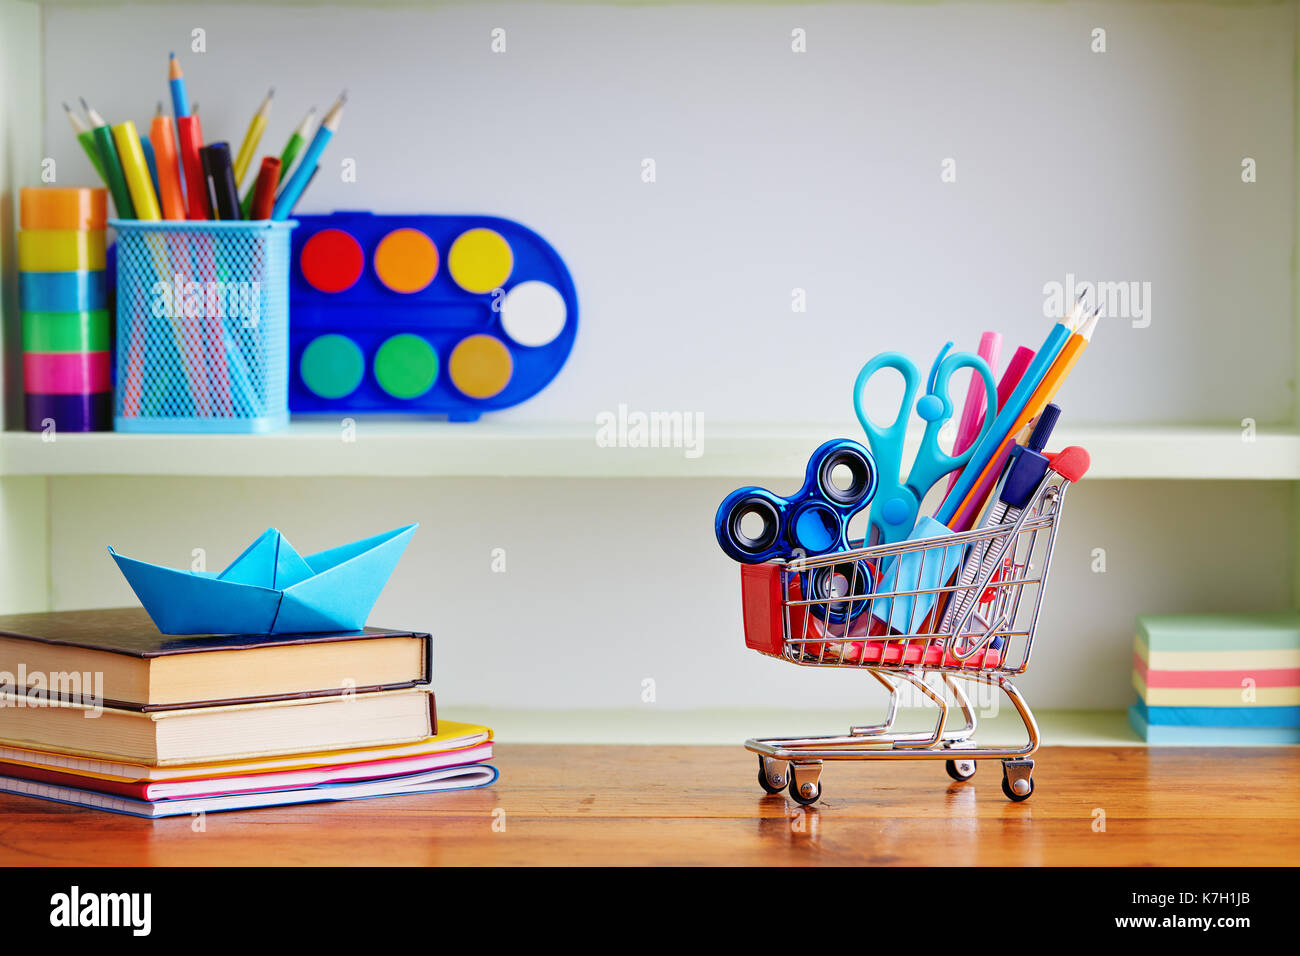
top-left (1, 422), bottom-right (1296, 479)
top-left (462, 708), bottom-right (1151, 747)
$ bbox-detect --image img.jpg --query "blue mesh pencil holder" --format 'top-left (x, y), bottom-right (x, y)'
top-left (112, 220), bottom-right (296, 433)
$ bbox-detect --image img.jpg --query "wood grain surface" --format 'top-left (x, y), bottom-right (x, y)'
top-left (0, 745), bottom-right (1294, 866)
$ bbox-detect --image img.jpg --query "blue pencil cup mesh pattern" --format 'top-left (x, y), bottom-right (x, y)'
top-left (112, 220), bottom-right (295, 433)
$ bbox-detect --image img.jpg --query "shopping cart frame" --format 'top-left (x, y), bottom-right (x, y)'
top-left (741, 474), bottom-right (1072, 804)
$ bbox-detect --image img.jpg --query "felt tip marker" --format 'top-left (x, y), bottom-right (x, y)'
top-left (200, 142), bottom-right (241, 221)
top-left (112, 120), bottom-right (162, 220)
top-left (248, 156), bottom-right (282, 220)
top-left (149, 101), bottom-right (187, 220)
top-left (241, 105), bottom-right (314, 217)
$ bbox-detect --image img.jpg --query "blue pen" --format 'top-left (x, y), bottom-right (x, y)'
top-left (934, 300), bottom-right (1083, 525)
top-left (168, 53), bottom-right (190, 117)
top-left (272, 94), bottom-right (344, 220)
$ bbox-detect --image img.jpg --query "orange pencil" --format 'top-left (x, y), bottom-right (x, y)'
top-left (949, 308), bottom-right (1101, 530)
top-left (149, 102), bottom-right (186, 220)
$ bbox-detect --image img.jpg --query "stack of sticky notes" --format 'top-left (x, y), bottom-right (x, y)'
top-left (17, 187), bottom-right (112, 432)
top-left (1130, 612), bottom-right (1300, 745)
top-left (0, 608), bottom-right (498, 817)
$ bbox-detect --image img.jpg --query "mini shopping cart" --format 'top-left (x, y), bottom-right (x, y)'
top-left (740, 469), bottom-right (1073, 805)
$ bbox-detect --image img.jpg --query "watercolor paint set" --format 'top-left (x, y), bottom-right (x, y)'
top-left (289, 211), bottom-right (578, 420)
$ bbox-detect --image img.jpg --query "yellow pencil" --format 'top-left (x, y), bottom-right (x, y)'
top-left (111, 120), bottom-right (161, 220)
top-left (232, 88), bottom-right (274, 189)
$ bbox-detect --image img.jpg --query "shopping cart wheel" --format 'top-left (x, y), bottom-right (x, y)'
top-left (757, 756), bottom-right (787, 794)
top-left (945, 758), bottom-right (977, 782)
top-left (1000, 759), bottom-right (1035, 802)
top-left (787, 762), bottom-right (822, 806)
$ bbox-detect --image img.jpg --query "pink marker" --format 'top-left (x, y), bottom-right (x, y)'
top-left (947, 346), bottom-right (1037, 528)
top-left (994, 346), bottom-right (1036, 417)
top-left (946, 332), bottom-right (1003, 492)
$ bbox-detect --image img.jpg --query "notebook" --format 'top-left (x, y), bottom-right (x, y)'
top-left (0, 763), bottom-right (499, 818)
top-left (1, 740), bottom-right (493, 800)
top-left (0, 607), bottom-right (431, 711)
top-left (0, 719), bottom-right (489, 782)
top-left (0, 687), bottom-right (435, 765)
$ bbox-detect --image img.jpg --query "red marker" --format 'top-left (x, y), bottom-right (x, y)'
top-left (248, 157), bottom-right (282, 220)
top-left (177, 114), bottom-right (209, 219)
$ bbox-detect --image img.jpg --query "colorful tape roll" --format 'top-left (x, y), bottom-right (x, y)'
top-left (23, 351), bottom-right (112, 393)
top-left (18, 187), bottom-right (112, 432)
top-left (19, 187), bottom-right (107, 231)
top-left (18, 230), bottom-right (106, 272)
top-left (19, 271), bottom-right (107, 313)
top-left (21, 310), bottom-right (111, 353)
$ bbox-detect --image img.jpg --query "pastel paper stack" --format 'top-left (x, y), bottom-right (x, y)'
top-left (1129, 613), bottom-right (1300, 745)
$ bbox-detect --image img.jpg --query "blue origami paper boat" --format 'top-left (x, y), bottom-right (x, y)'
top-left (108, 524), bottom-right (417, 635)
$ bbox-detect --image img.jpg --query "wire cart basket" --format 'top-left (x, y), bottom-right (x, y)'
top-left (741, 471), bottom-right (1072, 805)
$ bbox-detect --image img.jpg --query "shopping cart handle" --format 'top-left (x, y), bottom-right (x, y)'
top-left (1047, 446), bottom-right (1089, 483)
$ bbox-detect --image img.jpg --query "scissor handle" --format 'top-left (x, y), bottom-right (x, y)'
top-left (908, 351), bottom-right (997, 496)
top-left (851, 351), bottom-right (920, 474)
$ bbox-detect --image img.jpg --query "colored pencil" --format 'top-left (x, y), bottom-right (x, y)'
top-left (63, 102), bottom-right (106, 181)
top-left (934, 299), bottom-right (1085, 526)
top-left (149, 102), bottom-right (187, 220)
top-left (81, 99), bottom-right (134, 219)
top-left (112, 120), bottom-right (162, 221)
top-left (949, 309), bottom-right (1101, 531)
top-left (272, 93), bottom-right (344, 220)
top-left (241, 105), bottom-right (314, 218)
top-left (232, 87), bottom-right (274, 190)
top-left (168, 52), bottom-right (190, 117)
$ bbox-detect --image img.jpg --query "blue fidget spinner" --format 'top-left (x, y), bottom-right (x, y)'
top-left (715, 439), bottom-right (878, 563)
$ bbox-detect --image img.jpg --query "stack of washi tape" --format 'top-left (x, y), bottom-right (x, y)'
top-left (18, 187), bottom-right (111, 432)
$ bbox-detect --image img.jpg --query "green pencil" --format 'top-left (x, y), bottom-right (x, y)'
top-left (240, 105), bottom-right (315, 218)
top-left (81, 98), bottom-right (135, 219)
top-left (63, 101), bottom-right (106, 181)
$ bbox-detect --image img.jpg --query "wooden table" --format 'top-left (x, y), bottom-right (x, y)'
top-left (0, 745), bottom-right (1294, 866)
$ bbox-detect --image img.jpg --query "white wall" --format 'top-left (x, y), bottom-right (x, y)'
top-left (29, 2), bottom-right (1299, 721)
top-left (43, 1), bottom-right (1296, 425)
top-left (49, 476), bottom-right (1292, 711)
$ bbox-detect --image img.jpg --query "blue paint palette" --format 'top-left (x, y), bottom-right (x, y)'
top-left (289, 211), bottom-right (577, 421)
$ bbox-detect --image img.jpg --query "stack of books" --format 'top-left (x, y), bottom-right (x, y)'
top-left (0, 608), bottom-right (496, 817)
top-left (1130, 612), bottom-right (1300, 745)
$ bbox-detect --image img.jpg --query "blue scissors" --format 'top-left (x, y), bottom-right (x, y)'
top-left (852, 343), bottom-right (998, 546)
